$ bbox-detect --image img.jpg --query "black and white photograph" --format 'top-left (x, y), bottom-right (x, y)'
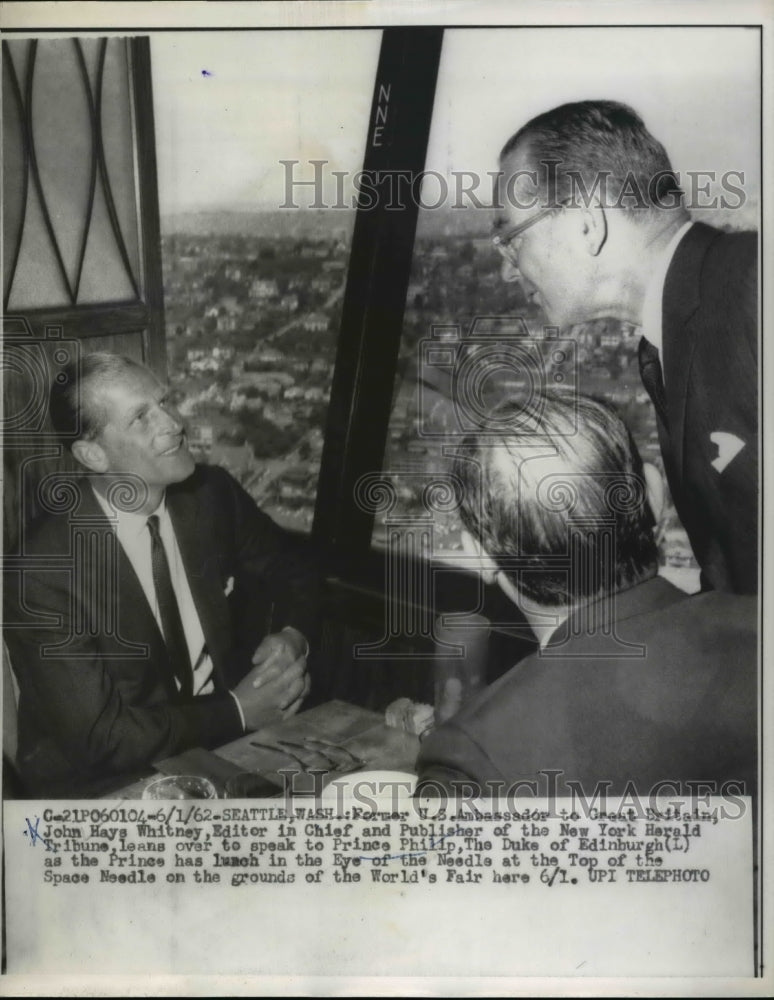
top-left (1, 0), bottom-right (771, 993)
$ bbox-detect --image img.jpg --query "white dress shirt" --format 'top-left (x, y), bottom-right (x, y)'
top-left (640, 220), bottom-right (694, 372)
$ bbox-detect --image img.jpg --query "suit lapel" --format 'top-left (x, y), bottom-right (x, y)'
top-left (661, 223), bottom-right (719, 480)
top-left (166, 479), bottom-right (231, 681)
top-left (77, 482), bottom-right (175, 694)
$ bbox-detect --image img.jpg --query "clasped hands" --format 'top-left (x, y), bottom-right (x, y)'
top-left (232, 626), bottom-right (310, 731)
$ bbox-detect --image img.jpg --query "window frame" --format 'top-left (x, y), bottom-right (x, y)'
top-left (1, 37), bottom-right (167, 373)
top-left (312, 27), bottom-right (444, 584)
top-left (309, 27), bottom-right (518, 629)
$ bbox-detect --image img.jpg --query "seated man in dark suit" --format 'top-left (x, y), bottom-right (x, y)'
top-left (416, 390), bottom-right (756, 799)
top-left (3, 353), bottom-right (320, 797)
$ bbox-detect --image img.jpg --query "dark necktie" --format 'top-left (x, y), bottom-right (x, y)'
top-left (147, 514), bottom-right (192, 699)
top-left (638, 335), bottom-right (669, 427)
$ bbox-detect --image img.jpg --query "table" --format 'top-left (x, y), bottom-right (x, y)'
top-left (110, 700), bottom-right (420, 799)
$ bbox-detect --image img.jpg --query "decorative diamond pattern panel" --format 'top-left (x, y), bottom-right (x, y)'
top-left (3, 38), bottom-right (142, 311)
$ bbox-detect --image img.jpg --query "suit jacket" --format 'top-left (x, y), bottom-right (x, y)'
top-left (416, 577), bottom-right (757, 798)
top-left (3, 464), bottom-right (320, 797)
top-left (658, 222), bottom-right (758, 594)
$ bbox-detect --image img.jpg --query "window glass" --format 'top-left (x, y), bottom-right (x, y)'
top-left (4, 38), bottom-right (140, 309)
top-left (375, 27), bottom-right (759, 591)
top-left (152, 31), bottom-right (381, 531)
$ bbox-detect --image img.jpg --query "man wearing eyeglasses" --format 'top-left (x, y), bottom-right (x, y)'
top-left (493, 100), bottom-right (757, 595)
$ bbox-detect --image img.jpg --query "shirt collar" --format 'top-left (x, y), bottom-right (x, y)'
top-left (640, 220), bottom-right (694, 354)
top-left (92, 485), bottom-right (167, 541)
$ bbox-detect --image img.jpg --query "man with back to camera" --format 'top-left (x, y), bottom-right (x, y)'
top-left (3, 352), bottom-right (320, 797)
top-left (416, 390), bottom-right (756, 798)
top-left (492, 100), bottom-right (757, 594)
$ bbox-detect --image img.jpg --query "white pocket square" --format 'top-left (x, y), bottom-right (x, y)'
top-left (224, 576), bottom-right (235, 597)
top-left (710, 432), bottom-right (745, 473)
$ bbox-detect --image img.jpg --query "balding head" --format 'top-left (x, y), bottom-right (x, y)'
top-left (454, 389), bottom-right (659, 607)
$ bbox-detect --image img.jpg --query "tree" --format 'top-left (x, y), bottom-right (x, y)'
top-left (237, 411), bottom-right (298, 458)
top-left (458, 239), bottom-right (475, 264)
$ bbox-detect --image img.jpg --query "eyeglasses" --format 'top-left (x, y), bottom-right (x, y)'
top-left (491, 204), bottom-right (562, 267)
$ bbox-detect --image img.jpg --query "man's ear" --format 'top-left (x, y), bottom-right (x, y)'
top-left (71, 438), bottom-right (108, 474)
top-left (578, 201), bottom-right (607, 256)
top-left (460, 529), bottom-right (500, 586)
top-left (642, 462), bottom-right (665, 524)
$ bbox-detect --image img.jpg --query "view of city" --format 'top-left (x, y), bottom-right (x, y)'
top-left (375, 213), bottom-right (695, 582)
top-left (161, 206), bottom-right (698, 585)
top-left (161, 211), bottom-right (351, 533)
top-left (153, 28), bottom-right (756, 591)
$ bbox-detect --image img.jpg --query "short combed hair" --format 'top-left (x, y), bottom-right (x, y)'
top-left (454, 389), bottom-right (658, 607)
top-left (501, 100), bottom-right (688, 221)
top-left (48, 352), bottom-right (145, 446)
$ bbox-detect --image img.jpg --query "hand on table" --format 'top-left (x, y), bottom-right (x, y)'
top-left (231, 628), bottom-right (310, 731)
